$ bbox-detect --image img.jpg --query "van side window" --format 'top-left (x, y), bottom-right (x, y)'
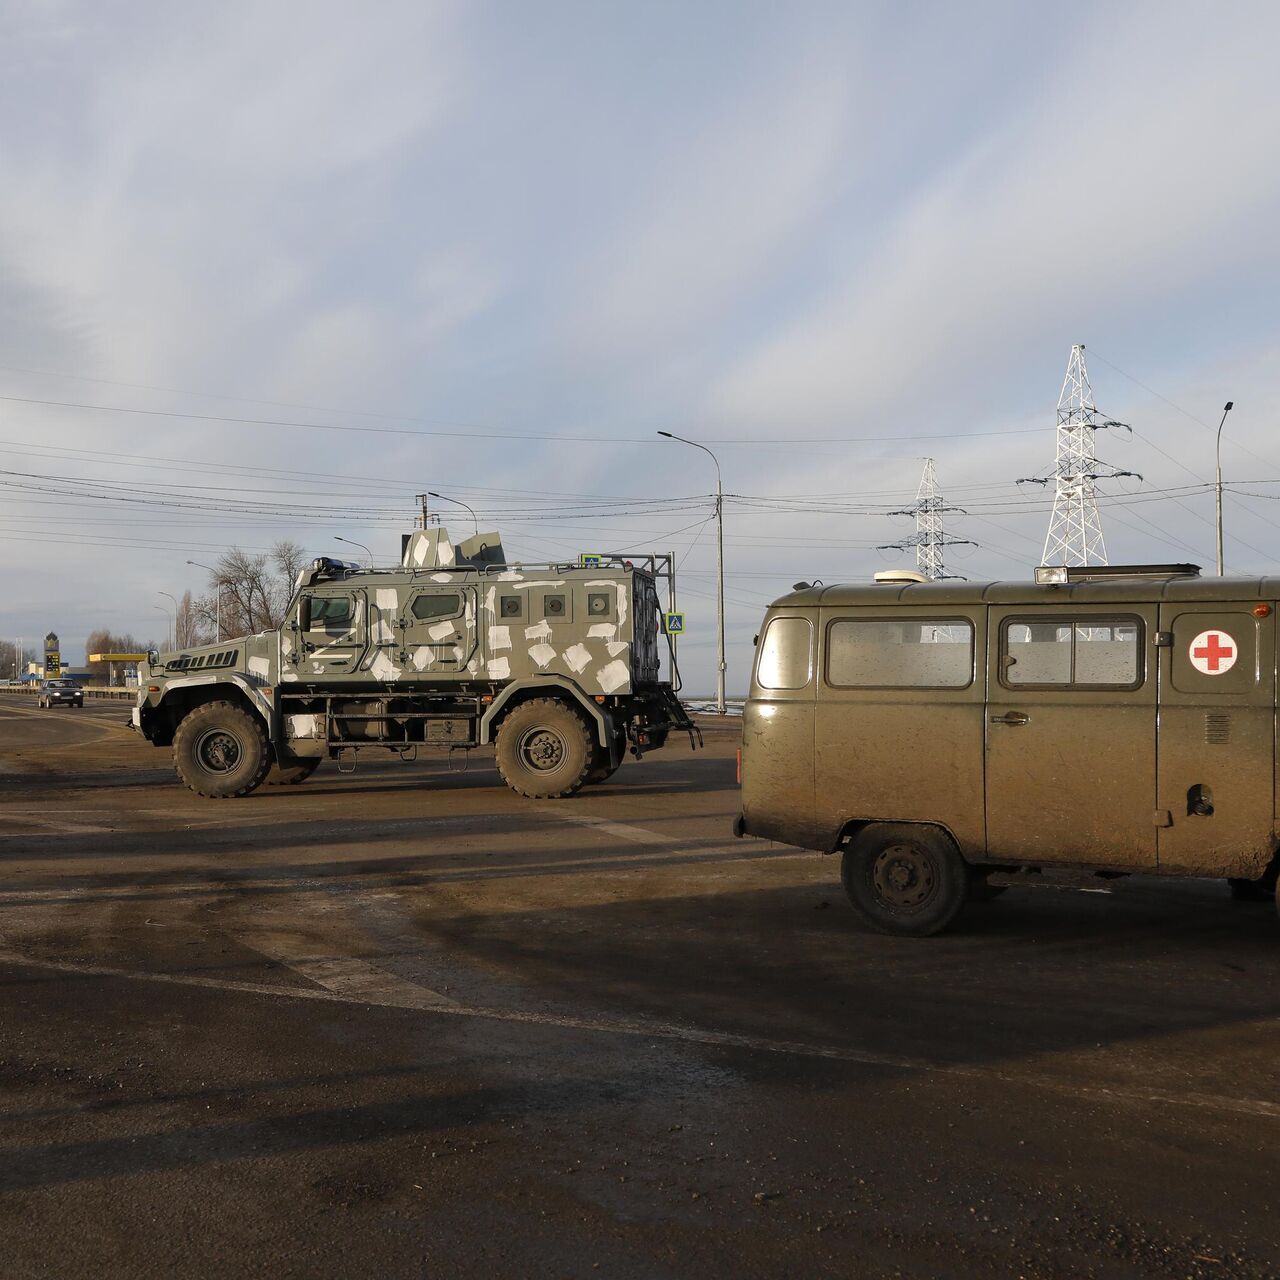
top-left (825, 619), bottom-right (973, 688)
top-left (1003, 619), bottom-right (1141, 688)
top-left (756, 618), bottom-right (813, 690)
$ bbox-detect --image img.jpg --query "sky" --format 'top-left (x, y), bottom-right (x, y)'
top-left (2, 0), bottom-right (1279, 692)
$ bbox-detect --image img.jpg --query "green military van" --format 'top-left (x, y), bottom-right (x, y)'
top-left (736, 564), bottom-right (1280, 935)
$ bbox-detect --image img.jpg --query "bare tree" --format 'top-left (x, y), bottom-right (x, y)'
top-left (84, 629), bottom-right (146, 685)
top-left (192, 540), bottom-right (312, 640)
top-left (0, 640), bottom-right (37, 680)
top-left (175, 590), bottom-right (209, 649)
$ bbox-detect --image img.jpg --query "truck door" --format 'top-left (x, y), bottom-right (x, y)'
top-left (402, 586), bottom-right (477, 673)
top-left (985, 605), bottom-right (1157, 867)
top-left (288, 588), bottom-right (368, 681)
top-left (1156, 602), bottom-right (1275, 875)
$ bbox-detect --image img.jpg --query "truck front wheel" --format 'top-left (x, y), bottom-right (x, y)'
top-left (840, 823), bottom-right (969, 937)
top-left (172, 700), bottom-right (271, 798)
top-left (495, 698), bottom-right (593, 799)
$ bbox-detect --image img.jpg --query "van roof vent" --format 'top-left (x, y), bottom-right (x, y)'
top-left (1034, 563), bottom-right (1201, 585)
top-left (874, 570), bottom-right (928, 585)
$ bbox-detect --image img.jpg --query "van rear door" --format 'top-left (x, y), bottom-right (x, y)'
top-left (1156, 602), bottom-right (1275, 876)
top-left (985, 605), bottom-right (1157, 868)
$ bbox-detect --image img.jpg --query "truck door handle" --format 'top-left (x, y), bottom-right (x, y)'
top-left (990, 711), bottom-right (1030, 726)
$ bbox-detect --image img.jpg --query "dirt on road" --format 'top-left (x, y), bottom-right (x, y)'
top-left (0, 696), bottom-right (1277, 1279)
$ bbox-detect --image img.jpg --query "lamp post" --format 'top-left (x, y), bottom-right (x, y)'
top-left (186, 560), bottom-right (222, 641)
top-left (427, 492), bottom-right (480, 538)
top-left (152, 604), bottom-right (174, 652)
top-left (334, 536), bottom-right (374, 567)
top-left (1215, 400), bottom-right (1235, 576)
top-left (158, 591), bottom-right (180, 650)
top-left (658, 431), bottom-right (726, 714)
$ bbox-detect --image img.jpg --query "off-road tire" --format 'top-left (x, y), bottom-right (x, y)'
top-left (172, 700), bottom-right (271, 799)
top-left (586, 745), bottom-right (621, 785)
top-left (495, 698), bottom-right (594, 799)
top-left (841, 823), bottom-right (969, 937)
top-left (268, 758), bottom-right (321, 786)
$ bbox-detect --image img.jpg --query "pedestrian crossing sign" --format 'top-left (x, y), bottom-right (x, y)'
top-left (663, 612), bottom-right (685, 635)
top-left (579, 552), bottom-right (604, 568)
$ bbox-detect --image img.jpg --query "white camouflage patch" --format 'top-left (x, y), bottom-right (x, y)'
top-left (488, 656), bottom-right (510, 680)
top-left (428, 621), bottom-right (456, 641)
top-left (525, 621), bottom-right (552, 641)
top-left (370, 651), bottom-right (401, 682)
top-left (597, 659), bottom-right (630, 693)
top-left (529, 642), bottom-right (556, 668)
top-left (606, 641), bottom-right (628, 658)
top-left (563, 643), bottom-right (591, 673)
top-left (587, 623), bottom-right (617, 639)
top-left (247, 656), bottom-right (270, 681)
top-left (489, 625), bottom-right (512, 651)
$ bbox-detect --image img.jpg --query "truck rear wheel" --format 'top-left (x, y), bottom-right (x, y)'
top-left (172, 700), bottom-right (271, 798)
top-left (586, 748), bottom-right (620, 785)
top-left (268, 758), bottom-right (321, 786)
top-left (840, 823), bottom-right (969, 937)
top-left (495, 698), bottom-right (593, 799)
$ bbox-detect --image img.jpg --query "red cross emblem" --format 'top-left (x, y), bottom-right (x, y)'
top-left (1189, 630), bottom-right (1237, 675)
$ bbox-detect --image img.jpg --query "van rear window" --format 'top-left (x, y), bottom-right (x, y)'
top-left (756, 618), bottom-right (813, 690)
top-left (826, 619), bottom-right (973, 688)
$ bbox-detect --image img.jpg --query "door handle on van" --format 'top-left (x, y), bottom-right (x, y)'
top-left (990, 711), bottom-right (1030, 726)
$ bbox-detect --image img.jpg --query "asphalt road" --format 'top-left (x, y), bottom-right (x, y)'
top-left (0, 696), bottom-right (1278, 1279)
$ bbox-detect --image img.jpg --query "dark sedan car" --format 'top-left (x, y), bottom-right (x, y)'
top-left (38, 679), bottom-right (84, 709)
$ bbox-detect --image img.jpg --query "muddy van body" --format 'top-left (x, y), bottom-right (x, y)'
top-left (738, 565), bottom-right (1280, 935)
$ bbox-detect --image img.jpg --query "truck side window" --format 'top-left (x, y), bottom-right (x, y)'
top-left (308, 597), bottom-right (353, 629)
top-left (825, 619), bottom-right (973, 688)
top-left (756, 617), bottom-right (813, 690)
top-left (410, 593), bottom-right (462, 622)
top-left (1003, 619), bottom-right (1140, 687)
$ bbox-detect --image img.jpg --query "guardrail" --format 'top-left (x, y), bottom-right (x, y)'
top-left (0, 686), bottom-right (135, 701)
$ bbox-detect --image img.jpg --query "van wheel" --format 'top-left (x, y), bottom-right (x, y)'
top-left (172, 700), bottom-right (271, 798)
top-left (268, 758), bottom-right (321, 786)
top-left (841, 823), bottom-right (969, 937)
top-left (496, 698), bottom-right (593, 799)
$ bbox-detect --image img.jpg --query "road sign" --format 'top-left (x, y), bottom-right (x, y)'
top-left (579, 553), bottom-right (604, 568)
top-left (663, 612), bottom-right (685, 635)
top-left (1189, 629), bottom-right (1237, 675)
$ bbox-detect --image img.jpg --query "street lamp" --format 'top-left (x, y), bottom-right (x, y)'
top-left (658, 431), bottom-right (726, 714)
top-left (427, 492), bottom-right (479, 538)
top-left (1215, 400), bottom-right (1235, 576)
top-left (152, 604), bottom-right (174, 653)
top-left (158, 591), bottom-right (179, 650)
top-left (187, 560), bottom-right (223, 642)
top-left (334, 536), bottom-right (373, 567)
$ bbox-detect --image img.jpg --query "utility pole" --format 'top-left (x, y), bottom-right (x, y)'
top-left (879, 458), bottom-right (973, 579)
top-left (415, 494), bottom-right (430, 529)
top-left (1215, 400), bottom-right (1234, 575)
top-left (1020, 344), bottom-right (1138, 566)
top-left (658, 431), bottom-right (726, 713)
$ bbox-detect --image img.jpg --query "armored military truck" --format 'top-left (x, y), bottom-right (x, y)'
top-left (737, 563), bottom-right (1280, 935)
top-left (134, 527), bottom-right (698, 799)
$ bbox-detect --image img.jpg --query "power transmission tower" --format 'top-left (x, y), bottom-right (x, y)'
top-left (1019, 344), bottom-right (1138, 566)
top-left (879, 458), bottom-right (973, 579)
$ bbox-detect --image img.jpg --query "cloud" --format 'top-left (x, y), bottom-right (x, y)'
top-left (705, 6), bottom-right (1280, 433)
